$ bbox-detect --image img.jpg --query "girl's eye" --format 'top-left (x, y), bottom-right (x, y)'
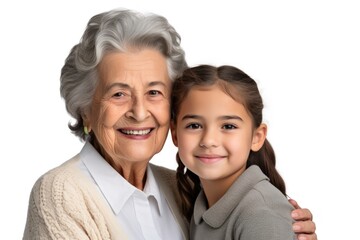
top-left (222, 124), bottom-right (237, 130)
top-left (186, 123), bottom-right (202, 129)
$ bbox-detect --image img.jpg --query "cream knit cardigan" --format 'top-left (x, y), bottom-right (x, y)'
top-left (23, 155), bottom-right (188, 240)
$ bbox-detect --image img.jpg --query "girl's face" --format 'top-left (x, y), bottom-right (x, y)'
top-left (85, 49), bottom-right (172, 167)
top-left (171, 84), bottom-right (266, 185)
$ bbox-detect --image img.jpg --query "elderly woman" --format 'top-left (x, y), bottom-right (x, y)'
top-left (23, 8), bottom-right (317, 240)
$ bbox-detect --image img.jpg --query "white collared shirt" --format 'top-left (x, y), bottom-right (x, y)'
top-left (76, 142), bottom-right (183, 240)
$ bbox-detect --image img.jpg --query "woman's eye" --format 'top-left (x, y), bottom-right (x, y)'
top-left (186, 123), bottom-right (201, 129)
top-left (113, 92), bottom-right (125, 97)
top-left (149, 90), bottom-right (161, 96)
top-left (222, 124), bottom-right (237, 130)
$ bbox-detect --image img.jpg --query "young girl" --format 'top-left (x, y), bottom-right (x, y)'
top-left (170, 65), bottom-right (296, 239)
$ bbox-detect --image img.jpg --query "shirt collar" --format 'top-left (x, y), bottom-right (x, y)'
top-left (144, 165), bottom-right (163, 215)
top-left (80, 141), bottom-right (163, 215)
top-left (193, 165), bottom-right (269, 228)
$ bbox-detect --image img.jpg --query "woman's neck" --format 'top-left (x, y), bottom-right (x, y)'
top-left (116, 162), bottom-right (148, 190)
top-left (93, 139), bottom-right (148, 190)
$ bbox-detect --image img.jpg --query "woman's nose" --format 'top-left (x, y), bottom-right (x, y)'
top-left (125, 97), bottom-right (150, 121)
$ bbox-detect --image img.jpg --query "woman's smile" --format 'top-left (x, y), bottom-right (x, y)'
top-left (118, 128), bottom-right (154, 139)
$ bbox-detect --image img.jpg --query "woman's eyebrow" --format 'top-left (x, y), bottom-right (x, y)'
top-left (105, 82), bottom-right (130, 92)
top-left (148, 81), bottom-right (167, 87)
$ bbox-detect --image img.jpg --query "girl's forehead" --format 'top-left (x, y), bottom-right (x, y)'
top-left (179, 84), bottom-right (251, 120)
top-left (190, 82), bottom-right (244, 102)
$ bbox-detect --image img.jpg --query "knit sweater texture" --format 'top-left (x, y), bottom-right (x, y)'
top-left (23, 155), bottom-right (188, 239)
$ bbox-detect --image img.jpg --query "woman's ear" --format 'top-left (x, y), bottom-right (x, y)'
top-left (251, 123), bottom-right (267, 152)
top-left (82, 109), bottom-right (92, 132)
top-left (170, 121), bottom-right (178, 147)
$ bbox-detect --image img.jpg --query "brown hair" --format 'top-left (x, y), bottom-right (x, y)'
top-left (171, 65), bottom-right (286, 221)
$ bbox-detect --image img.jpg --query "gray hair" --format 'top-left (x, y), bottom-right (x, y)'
top-left (60, 8), bottom-right (187, 140)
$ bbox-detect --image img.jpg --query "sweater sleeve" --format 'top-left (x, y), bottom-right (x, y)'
top-left (22, 158), bottom-right (128, 240)
top-left (23, 169), bottom-right (111, 240)
top-left (23, 180), bottom-right (52, 239)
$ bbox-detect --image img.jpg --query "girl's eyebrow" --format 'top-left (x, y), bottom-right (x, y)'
top-left (181, 114), bottom-right (243, 121)
top-left (220, 115), bottom-right (243, 121)
top-left (181, 114), bottom-right (202, 121)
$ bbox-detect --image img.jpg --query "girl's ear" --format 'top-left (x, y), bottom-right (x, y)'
top-left (170, 121), bottom-right (178, 147)
top-left (251, 123), bottom-right (267, 152)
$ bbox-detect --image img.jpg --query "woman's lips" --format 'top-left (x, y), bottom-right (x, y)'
top-left (119, 128), bottom-right (152, 135)
top-left (118, 128), bottom-right (154, 139)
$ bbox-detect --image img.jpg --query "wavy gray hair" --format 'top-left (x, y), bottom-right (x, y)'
top-left (60, 9), bottom-right (187, 140)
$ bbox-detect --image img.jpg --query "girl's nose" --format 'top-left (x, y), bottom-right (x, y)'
top-left (199, 127), bottom-right (219, 148)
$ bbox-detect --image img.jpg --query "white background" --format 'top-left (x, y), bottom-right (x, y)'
top-left (1, 0), bottom-right (359, 239)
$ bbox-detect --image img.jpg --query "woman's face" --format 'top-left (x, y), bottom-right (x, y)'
top-left (86, 49), bottom-right (171, 165)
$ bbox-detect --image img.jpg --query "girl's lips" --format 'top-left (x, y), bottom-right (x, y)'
top-left (196, 155), bottom-right (225, 164)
